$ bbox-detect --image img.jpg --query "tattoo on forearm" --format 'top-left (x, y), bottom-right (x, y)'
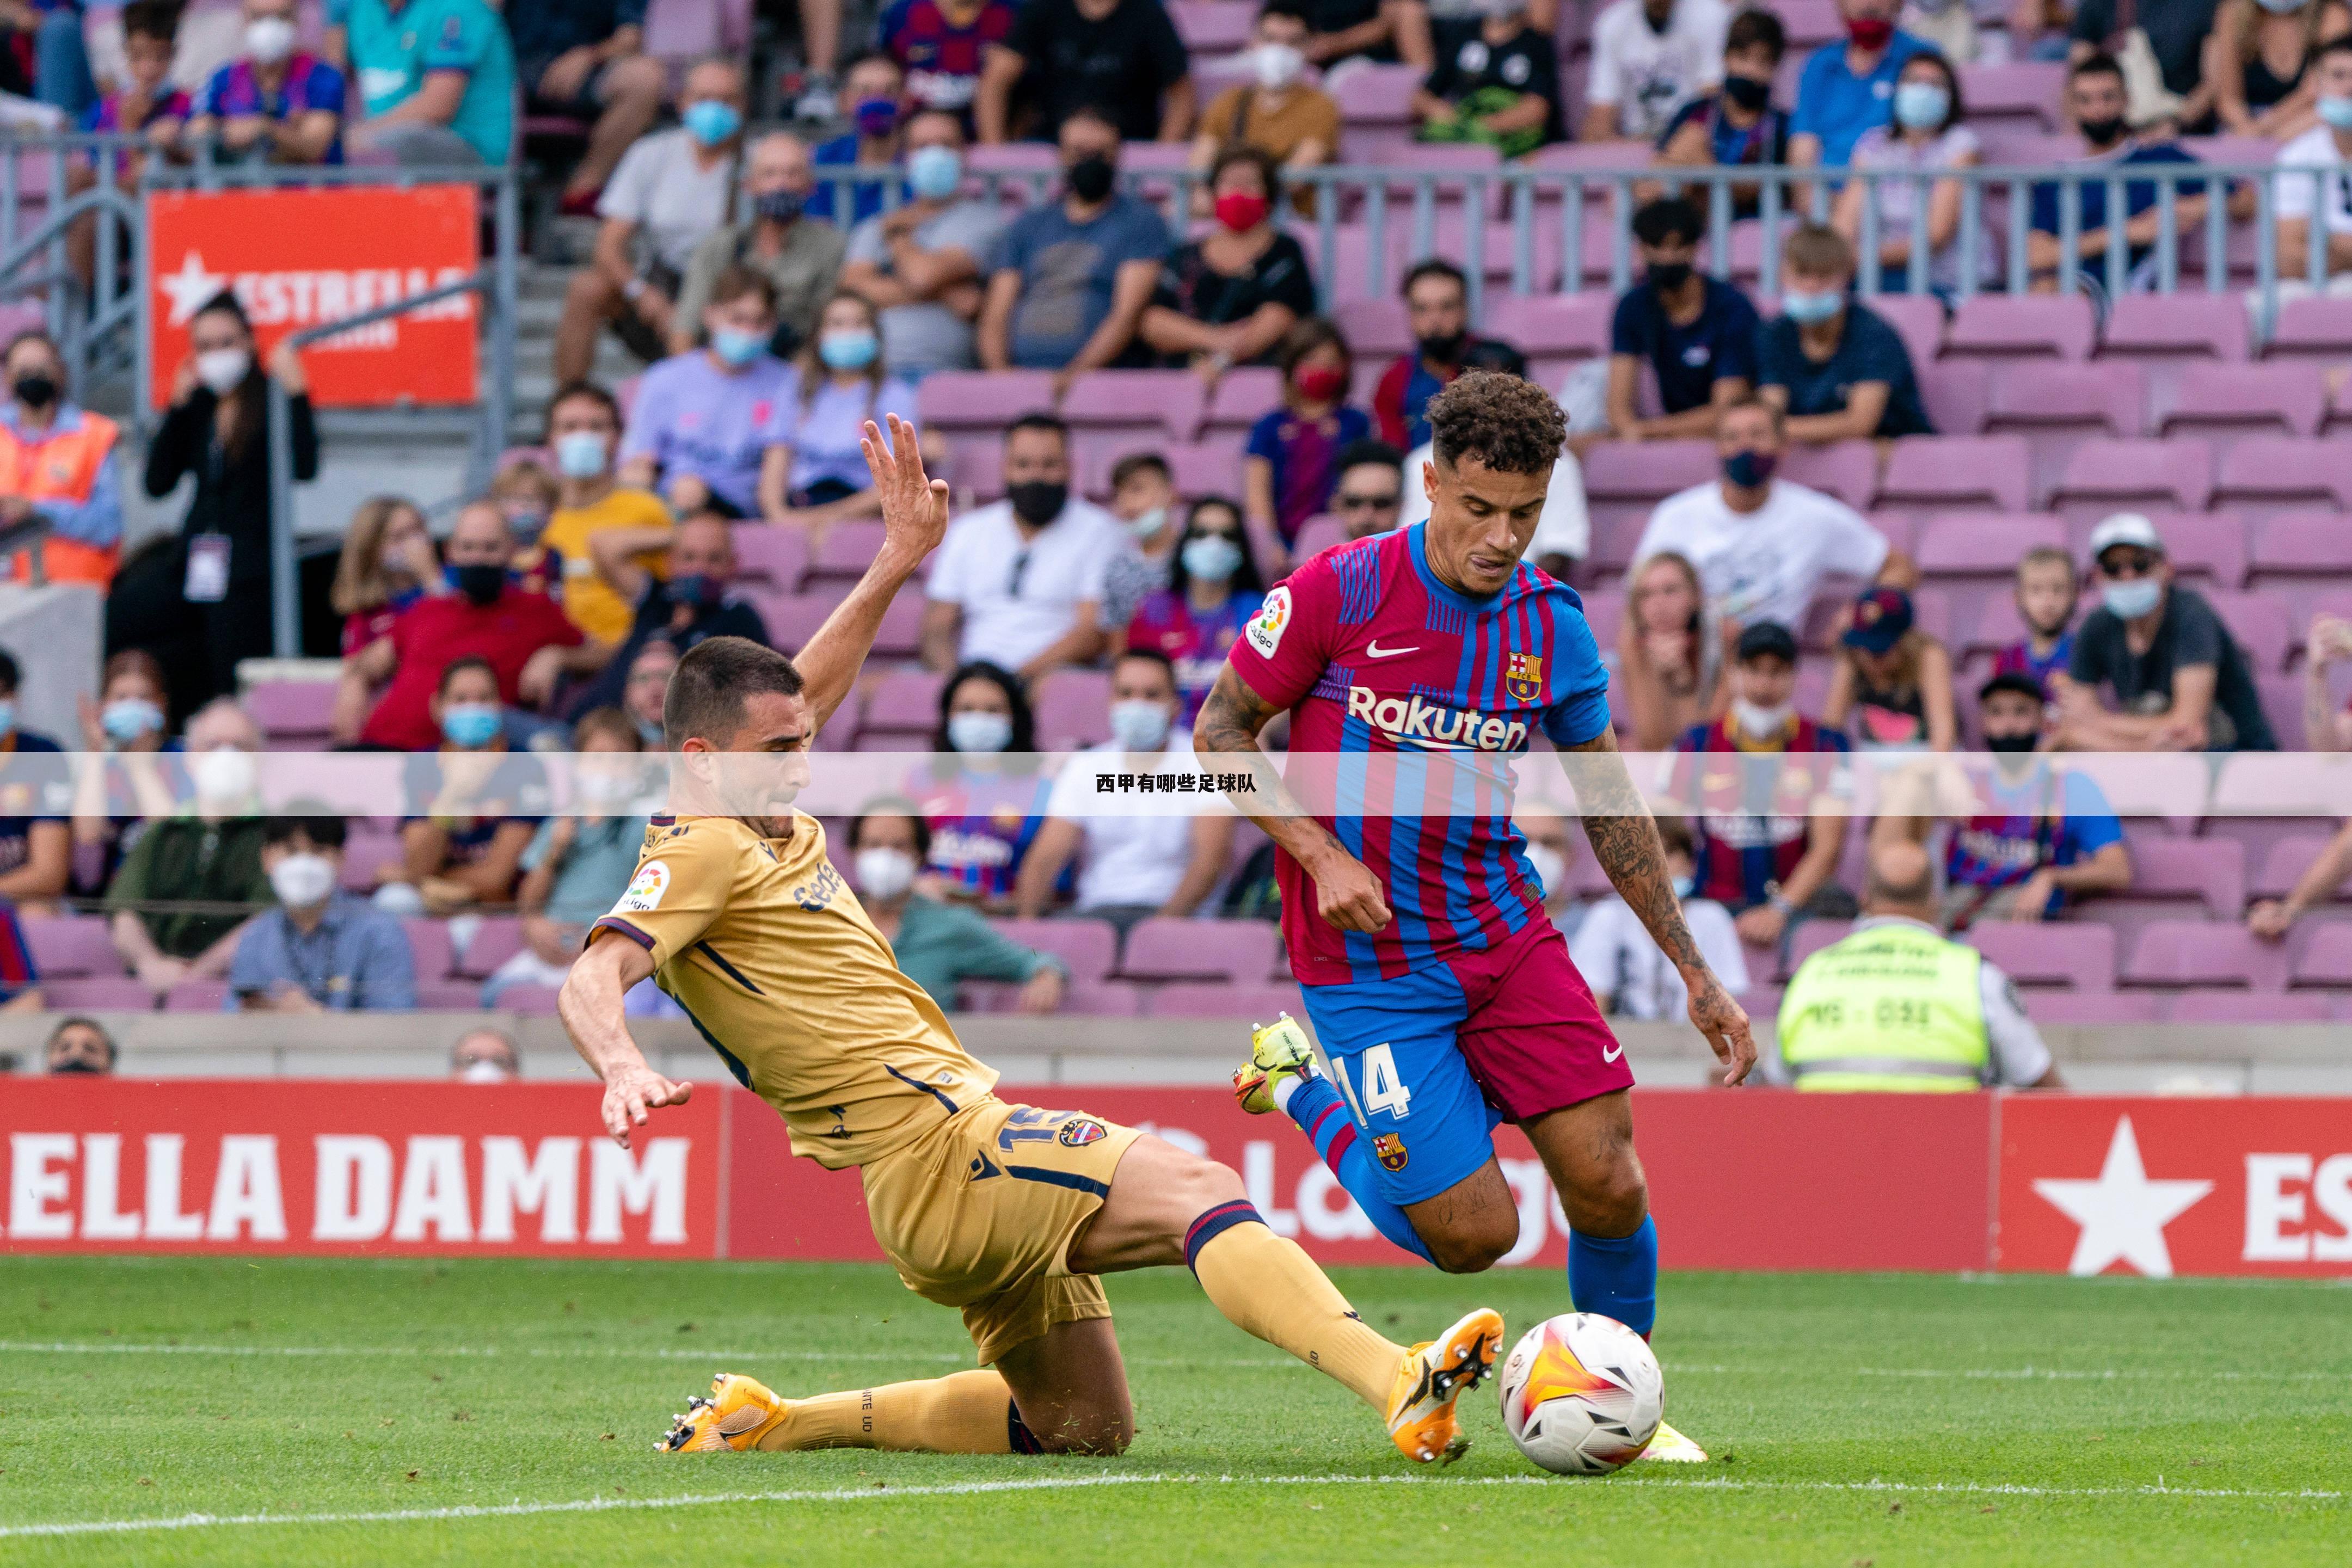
top-left (1566, 734), bottom-right (1705, 973)
top-left (1196, 672), bottom-right (1349, 860)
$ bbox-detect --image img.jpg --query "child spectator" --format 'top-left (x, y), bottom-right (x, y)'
top-left (1101, 451), bottom-right (1180, 635)
top-left (1993, 545), bottom-right (2079, 697)
top-left (488, 455), bottom-right (559, 567)
top-left (81, 3), bottom-right (187, 155)
top-left (879, 0), bottom-right (1017, 121)
top-left (771, 291), bottom-right (920, 528)
top-left (1758, 224), bottom-right (1935, 441)
top-left (481, 706), bottom-right (650, 1004)
top-left (1823, 585), bottom-right (1958, 751)
top-left (1568, 815), bottom-right (1748, 1017)
top-left (1245, 317), bottom-right (1371, 552)
top-left (1127, 496), bottom-right (1268, 724)
top-left (329, 496), bottom-right (438, 658)
top-left (186, 0), bottom-right (347, 165)
top-left (1654, 8), bottom-right (1790, 219)
top-left (1413, 0), bottom-right (1564, 155)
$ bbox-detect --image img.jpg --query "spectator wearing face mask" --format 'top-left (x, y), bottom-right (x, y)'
top-left (767, 291), bottom-right (920, 530)
top-left (230, 812), bottom-right (416, 1011)
top-left (2273, 36), bottom-right (2352, 275)
top-left (1015, 648), bottom-right (1235, 934)
top-left (623, 267), bottom-right (800, 521)
top-left (1398, 346), bottom-right (1589, 574)
top-left (1141, 145), bottom-right (1319, 377)
top-left (1126, 496), bottom-right (1267, 724)
top-left (481, 706), bottom-right (652, 1004)
top-left (1758, 225), bottom-right (1935, 442)
top-left (0, 648), bottom-right (67, 905)
top-left (1371, 260), bottom-right (1507, 452)
top-left (2210, 0), bottom-right (2351, 140)
top-left (488, 458), bottom-right (563, 600)
top-left (1190, 1), bottom-right (1342, 191)
top-left (670, 133), bottom-right (848, 362)
top-left (880, 0), bottom-right (1018, 120)
top-left (1100, 452), bottom-right (1179, 636)
top-left (553, 58), bottom-right (747, 388)
top-left (839, 109), bottom-right (1005, 380)
top-left (1245, 317), bottom-right (1370, 555)
top-left (1789, 0), bottom-right (1933, 171)
top-left (910, 661), bottom-right (1050, 907)
top-left (45, 1017), bottom-right (115, 1074)
top-left (103, 699), bottom-right (271, 995)
top-left (1653, 8), bottom-right (1789, 219)
top-left (621, 638), bottom-right (676, 748)
top-left (1833, 51), bottom-right (1988, 300)
top-left (0, 328), bottom-right (122, 587)
top-left (535, 383), bottom-right (672, 648)
top-left (1582, 0), bottom-right (1730, 145)
top-left (69, 648), bottom-right (178, 897)
top-left (1605, 198), bottom-right (1760, 444)
top-left (849, 803), bottom-right (1067, 1011)
top-left (338, 502), bottom-right (586, 751)
top-left (1568, 815), bottom-right (1748, 1018)
top-left (379, 656), bottom-right (551, 916)
top-left (573, 513), bottom-right (771, 714)
top-left (450, 1026), bottom-right (520, 1080)
top-left (186, 0), bottom-right (348, 165)
top-left (809, 52), bottom-right (911, 224)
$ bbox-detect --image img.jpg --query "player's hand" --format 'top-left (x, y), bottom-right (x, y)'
top-left (2247, 899), bottom-right (2295, 941)
top-left (1684, 969), bottom-right (1756, 1087)
top-left (1306, 844), bottom-right (1392, 933)
top-left (600, 1062), bottom-right (692, 1148)
top-left (859, 412), bottom-right (949, 571)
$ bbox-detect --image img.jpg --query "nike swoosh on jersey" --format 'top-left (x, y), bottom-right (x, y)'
top-left (1603, 1041), bottom-right (1625, 1062)
top-left (1364, 639), bottom-right (1419, 658)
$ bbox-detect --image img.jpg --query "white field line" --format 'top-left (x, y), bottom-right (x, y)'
top-left (1, 1471), bottom-right (2344, 1542)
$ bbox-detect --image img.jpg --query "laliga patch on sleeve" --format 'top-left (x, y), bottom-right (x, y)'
top-left (1245, 585), bottom-right (1292, 657)
top-left (615, 860), bottom-right (671, 914)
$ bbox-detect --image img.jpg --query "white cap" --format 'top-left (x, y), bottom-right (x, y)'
top-left (2086, 512), bottom-right (2164, 558)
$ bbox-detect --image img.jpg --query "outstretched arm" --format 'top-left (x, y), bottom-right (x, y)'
top-left (794, 414), bottom-right (951, 732)
top-left (1561, 725), bottom-right (1757, 1085)
top-left (558, 934), bottom-right (692, 1148)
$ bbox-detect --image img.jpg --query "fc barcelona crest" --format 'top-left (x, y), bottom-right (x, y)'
top-left (1372, 1133), bottom-right (1409, 1171)
top-left (1504, 651), bottom-right (1544, 703)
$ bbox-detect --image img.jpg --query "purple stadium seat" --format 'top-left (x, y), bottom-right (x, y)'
top-left (1965, 922), bottom-right (2115, 989)
top-left (991, 918), bottom-right (1118, 984)
top-left (1915, 513), bottom-right (2067, 581)
top-left (2149, 363), bottom-right (2325, 439)
top-left (1118, 917), bottom-right (1284, 982)
top-left (416, 979), bottom-right (484, 1010)
top-left (1031, 667), bottom-right (1112, 748)
top-left (949, 435), bottom-right (1005, 500)
top-left (963, 143), bottom-right (1061, 178)
top-left (1168, 0), bottom-right (1254, 52)
top-left (1876, 435), bottom-right (2032, 512)
top-left (164, 979), bottom-right (229, 1012)
top-left (1201, 368), bottom-right (1285, 433)
top-left (1162, 439), bottom-right (1247, 497)
top-left (2122, 921), bottom-right (2289, 989)
top-left (809, 520), bottom-right (886, 580)
top-left (2047, 438), bottom-right (2213, 512)
top-left (730, 526), bottom-right (808, 591)
top-left (2167, 991), bottom-right (2330, 1023)
top-left (1918, 358), bottom-right (1990, 435)
top-left (2253, 833), bottom-right (2345, 900)
top-left (1293, 516), bottom-right (1347, 558)
top-left (1855, 293), bottom-right (1944, 371)
top-left (921, 370), bottom-right (1055, 432)
top-left (2251, 512), bottom-right (2352, 579)
top-left (1482, 292), bottom-right (1613, 357)
top-left (1786, 920), bottom-right (1853, 975)
top-left (2259, 295), bottom-right (2352, 361)
top-left (1063, 370), bottom-right (1206, 445)
top-left (2288, 921), bottom-right (2352, 983)
top-left (874, 591), bottom-right (926, 660)
top-left (341, 824), bottom-right (404, 889)
top-left (1581, 440), bottom-right (1715, 504)
top-left (2117, 834), bottom-right (2246, 916)
top-left (1960, 62), bottom-right (2067, 128)
top-left (861, 668), bottom-right (945, 740)
top-left (1777, 441), bottom-right (1877, 507)
top-left (401, 918), bottom-right (456, 981)
top-left (499, 984), bottom-right (563, 1016)
top-left (2100, 292), bottom-right (2251, 362)
top-left (2258, 673), bottom-right (2306, 750)
top-left (1985, 361), bottom-right (2145, 436)
top-left (1946, 295), bottom-right (2096, 361)
top-left (23, 913), bottom-right (120, 977)
top-left (2214, 437), bottom-right (2352, 509)
top-left (455, 917), bottom-right (525, 980)
top-left (245, 678), bottom-right (339, 743)
top-left (1334, 297), bottom-right (1411, 360)
top-left (746, 591), bottom-right (833, 652)
top-left (1149, 981), bottom-right (1305, 1018)
top-left (2026, 990), bottom-right (2163, 1024)
top-left (2204, 589), bottom-right (2297, 671)
top-left (44, 976), bottom-right (153, 1010)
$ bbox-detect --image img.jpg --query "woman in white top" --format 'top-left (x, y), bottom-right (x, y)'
top-left (1831, 51), bottom-right (1987, 301)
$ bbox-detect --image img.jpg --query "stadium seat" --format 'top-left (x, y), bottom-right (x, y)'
top-left (1985, 361), bottom-right (2145, 438)
top-left (730, 526), bottom-right (808, 591)
top-left (23, 913), bottom-right (120, 977)
top-left (454, 917), bottom-right (525, 980)
top-left (2149, 363), bottom-right (2326, 439)
top-left (1965, 921), bottom-right (2116, 989)
top-left (499, 985), bottom-right (564, 1016)
top-left (1581, 439), bottom-right (1714, 506)
top-left (1031, 667), bottom-right (1112, 748)
top-left (2116, 834), bottom-right (2246, 917)
top-left (401, 918), bottom-right (456, 982)
top-left (1945, 294), bottom-right (2096, 361)
top-left (809, 520), bottom-right (887, 581)
top-left (1481, 291), bottom-right (1613, 359)
top-left (1200, 368), bottom-right (1285, 436)
top-left (417, 979), bottom-right (487, 1010)
top-left (1333, 297), bottom-right (1411, 359)
top-left (2100, 292), bottom-right (2251, 362)
top-left (873, 590), bottom-right (927, 660)
top-left (2167, 990), bottom-right (2329, 1022)
top-left (2213, 436), bottom-right (2352, 511)
top-left (2046, 438), bottom-right (2213, 513)
top-left (2288, 921), bottom-right (2352, 983)
top-left (1785, 920), bottom-right (1853, 975)
top-left (164, 979), bottom-right (229, 1012)
top-left (1118, 918), bottom-right (1284, 983)
top-left (1292, 516), bottom-right (1347, 558)
top-left (1865, 293), bottom-right (1946, 371)
top-left (1876, 436), bottom-right (2032, 512)
top-left (2253, 833), bottom-right (2346, 900)
top-left (2121, 921), bottom-right (2289, 989)
top-left (2024, 989), bottom-right (2163, 1024)
top-left (1915, 512), bottom-right (2067, 582)
top-left (1148, 980), bottom-right (1304, 1017)
top-left (2204, 589), bottom-right (2296, 671)
top-left (1777, 441), bottom-right (1877, 507)
top-left (921, 371), bottom-right (1056, 435)
top-left (2251, 511), bottom-right (2352, 580)
top-left (1958, 62), bottom-right (2067, 129)
top-left (44, 976), bottom-right (153, 1010)
top-left (858, 668), bottom-right (944, 742)
top-left (245, 679), bottom-right (339, 749)
top-left (1168, 0), bottom-right (1254, 52)
top-left (341, 824), bottom-right (405, 890)
top-left (2258, 294), bottom-right (2352, 361)
top-left (1063, 369), bottom-right (1206, 445)
top-left (1917, 358), bottom-right (1990, 435)
top-left (989, 919), bottom-right (1118, 985)
top-left (745, 591), bottom-right (834, 653)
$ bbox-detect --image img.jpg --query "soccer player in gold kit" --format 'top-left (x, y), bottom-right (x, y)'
top-left (559, 415), bottom-right (1502, 1462)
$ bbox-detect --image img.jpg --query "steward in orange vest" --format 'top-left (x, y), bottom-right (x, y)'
top-left (0, 335), bottom-right (121, 586)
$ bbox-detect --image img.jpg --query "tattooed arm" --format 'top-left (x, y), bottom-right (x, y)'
top-left (1193, 665), bottom-right (1393, 933)
top-left (1562, 725), bottom-right (1758, 1085)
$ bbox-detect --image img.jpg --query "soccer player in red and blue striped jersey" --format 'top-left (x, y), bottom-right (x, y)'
top-left (1199, 372), bottom-right (1755, 1463)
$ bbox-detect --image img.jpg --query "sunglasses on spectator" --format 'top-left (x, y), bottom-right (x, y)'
top-left (2098, 550), bottom-right (2160, 577)
top-left (1336, 490), bottom-right (1399, 511)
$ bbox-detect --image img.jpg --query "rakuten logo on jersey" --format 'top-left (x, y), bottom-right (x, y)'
top-left (1346, 686), bottom-right (1528, 751)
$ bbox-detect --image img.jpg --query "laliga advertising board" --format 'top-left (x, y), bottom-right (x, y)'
top-left (146, 185), bottom-right (480, 409)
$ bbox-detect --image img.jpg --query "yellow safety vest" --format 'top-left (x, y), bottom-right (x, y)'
top-left (1777, 919), bottom-right (1989, 1092)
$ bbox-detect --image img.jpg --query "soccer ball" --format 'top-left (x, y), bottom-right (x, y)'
top-left (1496, 1313), bottom-right (1664, 1475)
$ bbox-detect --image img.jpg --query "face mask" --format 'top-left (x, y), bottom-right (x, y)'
top-left (1006, 480), bottom-right (1066, 526)
top-left (756, 188), bottom-right (806, 224)
top-left (554, 429), bottom-right (609, 479)
top-left (819, 329), bottom-right (880, 372)
top-left (1722, 73), bottom-right (1770, 112)
top-left (195, 347), bottom-right (251, 394)
top-left (2078, 113), bottom-right (2127, 147)
top-left (269, 851), bottom-right (335, 909)
top-left (1127, 506), bottom-right (1169, 539)
top-left (0, 699), bottom-right (17, 734)
top-left (1109, 698), bottom-right (1172, 753)
top-left (1722, 448), bottom-right (1777, 488)
top-left (710, 327), bottom-right (767, 367)
top-left (1671, 873), bottom-right (1697, 899)
top-left (460, 1059), bottom-right (511, 1084)
top-left (101, 697), bottom-right (163, 745)
top-left (2320, 94), bottom-right (2352, 130)
top-left (1214, 192), bottom-right (1271, 232)
top-left (1732, 697), bottom-right (1791, 737)
top-left (451, 561), bottom-right (506, 605)
top-left (2102, 579), bottom-right (2161, 620)
top-left (1647, 260), bottom-right (1692, 294)
top-left (503, 506), bottom-right (548, 545)
top-left (856, 846), bottom-right (917, 900)
top-left (1254, 40), bottom-right (1306, 89)
top-left (907, 143), bottom-right (962, 200)
top-left (1846, 15), bottom-right (1895, 49)
top-left (947, 709), bottom-right (1012, 754)
top-left (1984, 730), bottom-right (2041, 755)
top-left (1066, 153), bottom-right (1116, 204)
top-left (2258, 0), bottom-right (2306, 12)
top-left (1523, 842), bottom-right (1564, 896)
top-left (853, 96), bottom-right (901, 138)
top-left (670, 573), bottom-right (724, 610)
top-left (13, 372), bottom-right (56, 409)
top-left (1294, 365), bottom-right (1347, 403)
top-left (245, 14), bottom-right (297, 64)
top-left (440, 702), bottom-right (502, 749)
top-left (682, 99), bottom-right (742, 147)
top-left (50, 1058), bottom-right (107, 1075)
top-left (1182, 534), bottom-right (1244, 583)
top-left (1782, 288), bottom-right (1843, 325)
top-left (1893, 82), bottom-right (1949, 131)
top-left (1417, 330), bottom-right (1466, 364)
top-left (194, 745), bottom-right (256, 803)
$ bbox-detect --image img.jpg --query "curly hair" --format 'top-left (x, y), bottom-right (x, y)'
top-left (1426, 371), bottom-right (1567, 476)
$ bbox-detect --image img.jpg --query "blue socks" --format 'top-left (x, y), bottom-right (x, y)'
top-left (1568, 1215), bottom-right (1659, 1337)
top-left (1283, 1075), bottom-right (1436, 1265)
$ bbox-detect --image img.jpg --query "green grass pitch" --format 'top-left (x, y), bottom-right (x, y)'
top-left (1, 1258), bottom-right (2347, 1565)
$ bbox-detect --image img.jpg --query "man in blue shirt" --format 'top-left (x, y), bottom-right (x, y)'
top-left (1606, 196), bottom-right (1761, 441)
top-left (2027, 52), bottom-right (2216, 291)
top-left (1788, 0), bottom-right (1931, 170)
top-left (230, 814), bottom-right (419, 1011)
top-left (1758, 223), bottom-right (1933, 441)
top-left (807, 52), bottom-right (911, 224)
top-left (341, 0), bottom-right (518, 165)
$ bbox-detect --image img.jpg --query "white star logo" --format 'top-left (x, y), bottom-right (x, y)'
top-left (2032, 1116), bottom-right (2212, 1278)
top-left (157, 249), bottom-right (228, 327)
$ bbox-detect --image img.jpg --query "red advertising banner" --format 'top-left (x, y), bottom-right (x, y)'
top-left (0, 1080), bottom-right (720, 1258)
top-left (146, 185), bottom-right (480, 409)
top-left (1997, 1097), bottom-right (2352, 1278)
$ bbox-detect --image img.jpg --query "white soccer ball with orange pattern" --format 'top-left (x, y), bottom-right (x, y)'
top-left (1496, 1312), bottom-right (1664, 1474)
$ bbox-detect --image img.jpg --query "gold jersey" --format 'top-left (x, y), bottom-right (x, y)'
top-left (588, 812), bottom-right (999, 1169)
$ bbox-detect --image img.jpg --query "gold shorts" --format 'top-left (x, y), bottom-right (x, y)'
top-left (861, 1097), bottom-right (1143, 1366)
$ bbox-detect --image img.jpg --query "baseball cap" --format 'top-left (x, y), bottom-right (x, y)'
top-left (1734, 620), bottom-right (1798, 664)
top-left (2087, 512), bottom-right (2165, 561)
top-left (1840, 586), bottom-right (1915, 655)
top-left (1979, 671), bottom-right (2046, 706)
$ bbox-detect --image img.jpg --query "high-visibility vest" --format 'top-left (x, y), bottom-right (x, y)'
top-left (0, 407), bottom-right (120, 585)
top-left (1777, 920), bottom-right (1989, 1092)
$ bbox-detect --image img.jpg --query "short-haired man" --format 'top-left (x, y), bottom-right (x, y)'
top-left (1397, 341), bottom-right (1588, 573)
top-left (1759, 224), bottom-right (1933, 442)
top-left (1788, 0), bottom-right (1931, 170)
top-left (230, 814), bottom-right (419, 1011)
top-left (537, 382), bottom-right (674, 647)
top-left (575, 513), bottom-right (773, 711)
top-left (46, 1017), bottom-right (116, 1074)
top-left (2028, 54), bottom-right (2218, 293)
top-left (342, 0), bottom-right (518, 166)
top-left (839, 108), bottom-right (1008, 379)
top-left (1582, 0), bottom-right (1729, 145)
top-left (1202, 371), bottom-right (1746, 1466)
top-left (1606, 196), bottom-right (1760, 442)
top-left (922, 414), bottom-right (1127, 677)
top-left (1373, 260), bottom-right (1510, 452)
top-left (104, 698), bottom-right (271, 994)
top-left (671, 132), bottom-right (848, 359)
top-left (1190, 1), bottom-right (1343, 177)
top-left (1331, 439), bottom-right (1404, 539)
top-left (2274, 39), bottom-right (2352, 282)
top-left (1654, 8), bottom-right (1790, 215)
